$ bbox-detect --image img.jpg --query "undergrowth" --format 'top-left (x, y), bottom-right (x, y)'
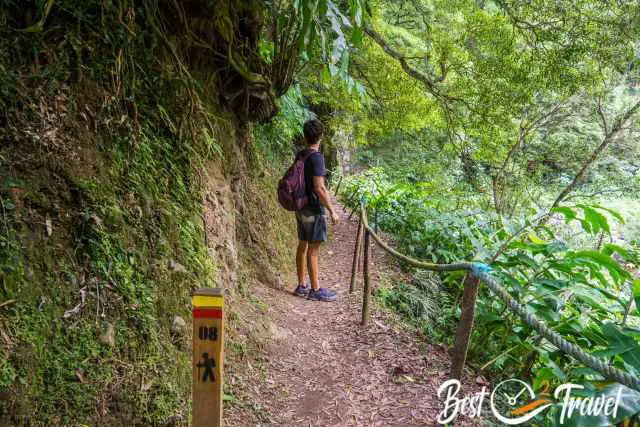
top-left (0, 116), bottom-right (218, 424)
top-left (376, 270), bottom-right (457, 341)
top-left (0, 2), bottom-right (223, 424)
top-left (342, 171), bottom-right (640, 424)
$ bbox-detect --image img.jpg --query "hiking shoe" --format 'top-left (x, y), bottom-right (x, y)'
top-left (293, 284), bottom-right (310, 297)
top-left (307, 288), bottom-right (337, 302)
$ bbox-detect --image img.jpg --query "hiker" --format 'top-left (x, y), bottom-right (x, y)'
top-left (292, 119), bottom-right (340, 301)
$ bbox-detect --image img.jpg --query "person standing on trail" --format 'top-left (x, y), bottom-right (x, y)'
top-left (293, 119), bottom-right (340, 302)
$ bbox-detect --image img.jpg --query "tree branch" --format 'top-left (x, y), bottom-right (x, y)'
top-left (547, 98), bottom-right (640, 213)
top-left (364, 24), bottom-right (445, 97)
top-left (489, 99), bottom-right (639, 261)
top-left (596, 96), bottom-right (609, 134)
top-left (491, 101), bottom-right (566, 214)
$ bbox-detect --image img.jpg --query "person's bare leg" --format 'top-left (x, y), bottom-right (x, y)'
top-left (296, 240), bottom-right (308, 285)
top-left (306, 242), bottom-right (321, 290)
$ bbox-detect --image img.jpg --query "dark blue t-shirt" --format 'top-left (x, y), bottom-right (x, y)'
top-left (296, 148), bottom-right (326, 214)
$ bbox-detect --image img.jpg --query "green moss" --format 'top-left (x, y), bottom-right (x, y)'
top-left (0, 121), bottom-right (218, 424)
top-left (0, 1), bottom-right (297, 423)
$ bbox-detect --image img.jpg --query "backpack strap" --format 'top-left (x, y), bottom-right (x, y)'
top-left (300, 149), bottom-right (320, 162)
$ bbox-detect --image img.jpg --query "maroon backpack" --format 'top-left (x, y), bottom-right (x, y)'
top-left (277, 150), bottom-right (316, 211)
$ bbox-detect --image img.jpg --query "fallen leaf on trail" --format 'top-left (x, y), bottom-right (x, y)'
top-left (141, 380), bottom-right (153, 392)
top-left (76, 369), bottom-right (87, 383)
top-left (374, 320), bottom-right (388, 330)
top-left (475, 375), bottom-right (488, 385)
top-left (45, 216), bottom-right (53, 236)
top-left (392, 365), bottom-right (410, 376)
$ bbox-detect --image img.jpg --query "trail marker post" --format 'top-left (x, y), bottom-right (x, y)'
top-left (192, 288), bottom-right (224, 427)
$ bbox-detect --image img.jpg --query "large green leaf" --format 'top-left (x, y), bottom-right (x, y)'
top-left (533, 366), bottom-right (556, 390)
top-left (602, 244), bottom-right (633, 262)
top-left (547, 260), bottom-right (577, 275)
top-left (568, 250), bottom-right (629, 285)
top-left (570, 285), bottom-right (610, 312)
top-left (529, 302), bottom-right (562, 322)
top-left (591, 204), bottom-right (626, 224)
top-left (594, 323), bottom-right (640, 371)
top-left (577, 205), bottom-right (611, 235)
top-left (552, 206), bottom-right (578, 223)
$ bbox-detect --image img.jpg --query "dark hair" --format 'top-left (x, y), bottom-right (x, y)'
top-left (303, 119), bottom-right (324, 145)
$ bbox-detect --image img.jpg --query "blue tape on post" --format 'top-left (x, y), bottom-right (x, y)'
top-left (471, 263), bottom-right (492, 277)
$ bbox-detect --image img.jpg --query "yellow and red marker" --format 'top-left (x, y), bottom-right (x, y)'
top-left (192, 288), bottom-right (224, 427)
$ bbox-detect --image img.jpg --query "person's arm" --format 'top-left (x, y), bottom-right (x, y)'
top-left (313, 175), bottom-right (339, 224)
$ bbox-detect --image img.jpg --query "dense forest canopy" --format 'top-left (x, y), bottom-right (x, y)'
top-left (311, 0), bottom-right (640, 215)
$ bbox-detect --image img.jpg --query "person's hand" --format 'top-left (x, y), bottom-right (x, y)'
top-left (330, 211), bottom-right (340, 225)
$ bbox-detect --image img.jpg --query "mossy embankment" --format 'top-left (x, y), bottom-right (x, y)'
top-left (0, 2), bottom-right (298, 425)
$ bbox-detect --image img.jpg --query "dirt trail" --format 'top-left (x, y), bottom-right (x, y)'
top-left (227, 203), bottom-right (476, 426)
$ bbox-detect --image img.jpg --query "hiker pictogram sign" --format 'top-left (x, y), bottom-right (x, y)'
top-left (192, 288), bottom-right (224, 427)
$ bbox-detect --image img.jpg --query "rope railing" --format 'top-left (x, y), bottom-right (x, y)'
top-left (361, 206), bottom-right (473, 272)
top-left (351, 202), bottom-right (640, 392)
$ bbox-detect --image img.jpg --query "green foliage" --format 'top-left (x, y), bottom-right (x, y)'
top-left (552, 205), bottom-right (625, 236)
top-left (342, 173), bottom-right (640, 424)
top-left (254, 84), bottom-right (311, 166)
top-left (307, 0), bottom-right (640, 218)
top-left (342, 169), bottom-right (494, 261)
top-left (377, 270), bottom-right (456, 340)
top-left (0, 1), bottom-right (227, 422)
top-left (0, 119), bottom-right (215, 423)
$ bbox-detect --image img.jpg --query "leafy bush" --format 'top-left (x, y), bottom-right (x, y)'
top-left (377, 270), bottom-right (457, 340)
top-left (341, 174), bottom-right (640, 423)
top-left (254, 85), bottom-right (312, 167)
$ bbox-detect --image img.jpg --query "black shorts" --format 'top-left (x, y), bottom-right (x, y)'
top-left (296, 209), bottom-right (328, 242)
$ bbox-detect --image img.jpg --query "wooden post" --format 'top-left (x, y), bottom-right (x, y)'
top-left (334, 176), bottom-right (343, 196)
top-left (349, 211), bottom-right (364, 293)
top-left (374, 209), bottom-right (379, 233)
top-left (192, 288), bottom-right (224, 427)
top-left (357, 240), bottom-right (363, 273)
top-left (450, 274), bottom-right (480, 380)
top-left (361, 229), bottom-right (371, 325)
top-left (343, 189), bottom-right (358, 212)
